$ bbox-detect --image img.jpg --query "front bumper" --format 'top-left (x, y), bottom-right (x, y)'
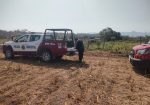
top-left (129, 55), bottom-right (150, 68)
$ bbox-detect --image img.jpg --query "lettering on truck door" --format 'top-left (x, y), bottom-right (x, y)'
top-left (13, 35), bottom-right (29, 52)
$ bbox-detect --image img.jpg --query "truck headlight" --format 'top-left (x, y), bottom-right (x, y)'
top-left (137, 49), bottom-right (146, 55)
top-left (137, 49), bottom-right (150, 55)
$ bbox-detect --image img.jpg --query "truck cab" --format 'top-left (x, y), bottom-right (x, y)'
top-left (3, 29), bottom-right (77, 62)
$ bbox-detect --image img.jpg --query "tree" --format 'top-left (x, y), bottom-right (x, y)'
top-left (99, 27), bottom-right (122, 41)
top-left (0, 29), bottom-right (30, 38)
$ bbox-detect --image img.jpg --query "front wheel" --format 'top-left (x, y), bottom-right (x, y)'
top-left (41, 51), bottom-right (52, 62)
top-left (5, 48), bottom-right (14, 59)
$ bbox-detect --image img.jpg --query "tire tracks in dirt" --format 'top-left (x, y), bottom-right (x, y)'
top-left (0, 52), bottom-right (150, 105)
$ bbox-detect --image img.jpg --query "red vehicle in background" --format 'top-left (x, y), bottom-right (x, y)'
top-left (129, 43), bottom-right (150, 68)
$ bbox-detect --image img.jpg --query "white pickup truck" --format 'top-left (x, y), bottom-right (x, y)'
top-left (2, 29), bottom-right (77, 62)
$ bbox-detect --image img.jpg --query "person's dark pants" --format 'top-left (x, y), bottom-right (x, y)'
top-left (79, 52), bottom-right (84, 62)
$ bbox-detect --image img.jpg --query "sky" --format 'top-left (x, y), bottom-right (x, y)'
top-left (0, 0), bottom-right (150, 33)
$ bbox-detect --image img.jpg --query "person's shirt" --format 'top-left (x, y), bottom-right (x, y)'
top-left (76, 39), bottom-right (84, 52)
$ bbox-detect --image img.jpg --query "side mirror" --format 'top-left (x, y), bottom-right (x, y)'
top-left (14, 40), bottom-right (18, 42)
top-left (12, 36), bottom-right (17, 42)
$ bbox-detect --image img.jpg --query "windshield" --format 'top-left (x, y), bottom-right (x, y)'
top-left (14, 35), bottom-right (28, 42)
top-left (16, 35), bottom-right (29, 42)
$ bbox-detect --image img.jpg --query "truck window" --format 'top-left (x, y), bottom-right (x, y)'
top-left (66, 31), bottom-right (73, 41)
top-left (17, 35), bottom-right (29, 42)
top-left (55, 31), bottom-right (65, 40)
top-left (29, 35), bottom-right (41, 41)
top-left (44, 35), bottom-right (54, 41)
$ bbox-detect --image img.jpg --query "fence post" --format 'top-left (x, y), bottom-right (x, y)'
top-left (87, 40), bottom-right (89, 50)
top-left (140, 36), bottom-right (142, 44)
top-left (102, 39), bottom-right (105, 49)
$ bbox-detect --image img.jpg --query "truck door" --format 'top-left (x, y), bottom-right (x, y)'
top-left (13, 35), bottom-right (29, 53)
top-left (41, 34), bottom-right (58, 56)
top-left (25, 35), bottom-right (42, 53)
top-left (55, 31), bottom-right (67, 55)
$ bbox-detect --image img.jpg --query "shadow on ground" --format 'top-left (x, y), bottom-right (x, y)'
top-left (132, 66), bottom-right (150, 79)
top-left (0, 56), bottom-right (89, 70)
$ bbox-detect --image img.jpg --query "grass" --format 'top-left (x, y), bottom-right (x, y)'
top-left (0, 38), bottom-right (8, 44)
top-left (85, 40), bottom-right (141, 55)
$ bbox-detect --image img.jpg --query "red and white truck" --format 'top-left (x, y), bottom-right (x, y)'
top-left (2, 29), bottom-right (77, 62)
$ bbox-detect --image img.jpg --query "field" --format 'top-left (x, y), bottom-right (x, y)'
top-left (85, 40), bottom-right (141, 55)
top-left (0, 51), bottom-right (150, 105)
top-left (0, 38), bottom-right (8, 44)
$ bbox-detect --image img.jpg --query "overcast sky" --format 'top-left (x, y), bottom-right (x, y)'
top-left (0, 0), bottom-right (150, 33)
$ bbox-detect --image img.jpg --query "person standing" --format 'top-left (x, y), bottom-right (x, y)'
top-left (76, 39), bottom-right (84, 63)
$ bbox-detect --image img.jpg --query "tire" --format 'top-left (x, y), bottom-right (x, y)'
top-left (41, 50), bottom-right (52, 62)
top-left (5, 48), bottom-right (14, 59)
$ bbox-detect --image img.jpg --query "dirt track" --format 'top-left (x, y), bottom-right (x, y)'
top-left (0, 51), bottom-right (150, 105)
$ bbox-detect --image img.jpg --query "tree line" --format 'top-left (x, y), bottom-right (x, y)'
top-left (0, 28), bottom-right (149, 42)
top-left (0, 29), bottom-right (30, 38)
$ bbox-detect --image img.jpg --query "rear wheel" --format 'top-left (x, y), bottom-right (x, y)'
top-left (5, 48), bottom-right (14, 59)
top-left (41, 51), bottom-right (52, 62)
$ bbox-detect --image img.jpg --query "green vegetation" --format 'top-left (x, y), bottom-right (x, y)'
top-left (0, 38), bottom-right (7, 44)
top-left (85, 40), bottom-right (141, 55)
top-left (84, 27), bottom-right (150, 55)
top-left (0, 37), bottom-right (10, 44)
top-left (99, 27), bottom-right (122, 41)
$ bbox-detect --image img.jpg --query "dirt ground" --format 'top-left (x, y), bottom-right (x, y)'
top-left (0, 51), bottom-right (150, 105)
